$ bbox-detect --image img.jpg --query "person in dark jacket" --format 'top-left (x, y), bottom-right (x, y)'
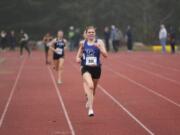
top-left (9, 30), bottom-right (16, 51)
top-left (19, 30), bottom-right (31, 56)
top-left (126, 26), bottom-right (133, 51)
top-left (0, 30), bottom-right (7, 50)
top-left (169, 27), bottom-right (176, 54)
top-left (104, 26), bottom-right (111, 52)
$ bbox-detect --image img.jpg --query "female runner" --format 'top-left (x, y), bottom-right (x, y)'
top-left (76, 26), bottom-right (107, 116)
top-left (48, 30), bottom-right (67, 84)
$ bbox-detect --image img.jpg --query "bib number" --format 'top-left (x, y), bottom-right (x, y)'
top-left (56, 48), bottom-right (63, 55)
top-left (86, 57), bottom-right (97, 66)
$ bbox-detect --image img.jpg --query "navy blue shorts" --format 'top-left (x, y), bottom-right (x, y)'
top-left (81, 66), bottom-right (101, 79)
top-left (53, 53), bottom-right (64, 60)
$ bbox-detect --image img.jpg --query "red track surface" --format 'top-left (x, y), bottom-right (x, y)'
top-left (0, 50), bottom-right (180, 135)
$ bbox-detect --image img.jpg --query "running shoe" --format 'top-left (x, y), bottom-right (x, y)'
top-left (57, 80), bottom-right (62, 84)
top-left (88, 109), bottom-right (94, 117)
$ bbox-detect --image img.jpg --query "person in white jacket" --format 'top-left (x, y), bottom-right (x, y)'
top-left (159, 24), bottom-right (167, 53)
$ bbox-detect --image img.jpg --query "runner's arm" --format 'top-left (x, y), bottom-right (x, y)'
top-left (96, 40), bottom-right (108, 58)
top-left (76, 41), bottom-right (84, 63)
top-left (63, 39), bottom-right (68, 50)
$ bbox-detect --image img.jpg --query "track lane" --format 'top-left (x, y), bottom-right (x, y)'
top-left (1, 51), bottom-right (180, 135)
top-left (0, 52), bottom-right (23, 119)
top-left (104, 54), bottom-right (180, 104)
top-left (113, 54), bottom-right (180, 81)
top-left (0, 52), bottom-right (71, 135)
top-left (101, 64), bottom-right (180, 135)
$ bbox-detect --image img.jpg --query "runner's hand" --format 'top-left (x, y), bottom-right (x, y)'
top-left (76, 57), bottom-right (81, 63)
top-left (55, 48), bottom-right (62, 55)
top-left (94, 43), bottom-right (101, 49)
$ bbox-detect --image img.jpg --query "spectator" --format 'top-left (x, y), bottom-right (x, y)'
top-left (125, 25), bottom-right (133, 51)
top-left (104, 26), bottom-right (111, 51)
top-left (159, 24), bottom-right (167, 53)
top-left (0, 30), bottom-right (7, 50)
top-left (19, 30), bottom-right (31, 56)
top-left (9, 30), bottom-right (17, 51)
top-left (68, 26), bottom-right (75, 51)
top-left (74, 28), bottom-right (81, 50)
top-left (110, 25), bottom-right (121, 52)
top-left (169, 26), bottom-right (176, 54)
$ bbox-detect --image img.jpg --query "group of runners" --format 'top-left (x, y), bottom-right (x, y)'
top-left (43, 26), bottom-right (108, 117)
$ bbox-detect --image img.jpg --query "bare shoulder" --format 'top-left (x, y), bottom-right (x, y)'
top-left (80, 40), bottom-right (85, 44)
top-left (63, 38), bottom-right (67, 43)
top-left (79, 40), bottom-right (85, 47)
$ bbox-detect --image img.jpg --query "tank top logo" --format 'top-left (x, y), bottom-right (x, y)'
top-left (86, 49), bottom-right (95, 56)
top-left (57, 41), bottom-right (64, 46)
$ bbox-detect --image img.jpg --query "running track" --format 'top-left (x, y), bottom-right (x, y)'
top-left (0, 50), bottom-right (180, 135)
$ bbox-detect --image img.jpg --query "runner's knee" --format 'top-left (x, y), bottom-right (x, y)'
top-left (58, 65), bottom-right (63, 70)
top-left (88, 82), bottom-right (94, 90)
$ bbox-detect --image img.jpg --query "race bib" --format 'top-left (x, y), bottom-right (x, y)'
top-left (56, 48), bottom-right (63, 55)
top-left (86, 57), bottom-right (97, 66)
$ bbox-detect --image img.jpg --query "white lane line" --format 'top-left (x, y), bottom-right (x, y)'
top-left (0, 58), bottom-right (26, 128)
top-left (98, 85), bottom-right (155, 135)
top-left (104, 65), bottom-right (180, 108)
top-left (116, 55), bottom-right (180, 73)
top-left (69, 62), bottom-right (154, 135)
top-left (47, 67), bottom-right (75, 135)
top-left (117, 61), bottom-right (180, 86)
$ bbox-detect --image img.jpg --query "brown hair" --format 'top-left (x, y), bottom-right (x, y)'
top-left (85, 26), bottom-right (96, 33)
